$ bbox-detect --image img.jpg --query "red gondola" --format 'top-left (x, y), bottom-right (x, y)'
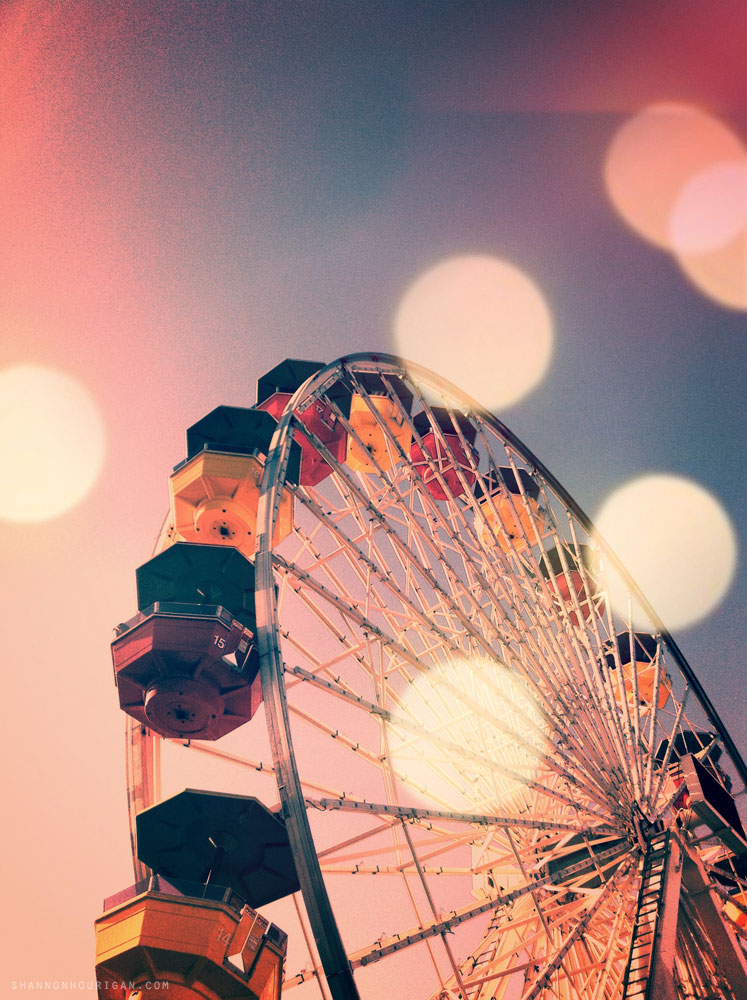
top-left (256, 359), bottom-right (350, 486)
top-left (112, 604), bottom-right (261, 740)
top-left (112, 543), bottom-right (262, 740)
top-left (410, 408), bottom-right (477, 500)
top-left (539, 544), bottom-right (604, 627)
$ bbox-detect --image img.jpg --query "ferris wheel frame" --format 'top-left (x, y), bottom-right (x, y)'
top-left (251, 353), bottom-right (747, 999)
top-left (125, 352), bottom-right (747, 1000)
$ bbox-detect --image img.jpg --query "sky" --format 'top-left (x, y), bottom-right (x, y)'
top-left (1, 0), bottom-right (745, 992)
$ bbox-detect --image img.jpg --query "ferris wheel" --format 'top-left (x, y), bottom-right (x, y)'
top-left (101, 353), bottom-right (747, 1000)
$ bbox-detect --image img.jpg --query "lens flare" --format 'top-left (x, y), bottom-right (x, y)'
top-left (393, 255), bottom-right (553, 411)
top-left (0, 364), bottom-right (106, 523)
top-left (676, 228), bottom-right (747, 311)
top-left (670, 159), bottom-right (747, 311)
top-left (388, 657), bottom-right (550, 814)
top-left (594, 474), bottom-right (737, 630)
top-left (604, 104), bottom-right (745, 250)
top-left (669, 159), bottom-right (747, 255)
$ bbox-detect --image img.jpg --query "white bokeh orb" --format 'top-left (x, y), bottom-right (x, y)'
top-left (389, 657), bottom-right (550, 814)
top-left (393, 255), bottom-right (553, 411)
top-left (0, 364), bottom-right (106, 523)
top-left (594, 474), bottom-right (737, 630)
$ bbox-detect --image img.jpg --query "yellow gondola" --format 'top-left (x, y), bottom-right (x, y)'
top-left (168, 449), bottom-right (293, 557)
top-left (346, 375), bottom-right (413, 474)
top-left (725, 890), bottom-right (747, 928)
top-left (95, 878), bottom-right (286, 999)
top-left (166, 406), bottom-right (300, 558)
top-left (474, 467), bottom-right (546, 552)
top-left (602, 632), bottom-right (671, 709)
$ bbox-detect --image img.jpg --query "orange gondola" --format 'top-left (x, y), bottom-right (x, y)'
top-left (474, 466), bottom-right (546, 551)
top-left (346, 373), bottom-right (413, 474)
top-left (95, 877), bottom-right (286, 1000)
top-left (167, 406), bottom-right (300, 558)
top-left (602, 631), bottom-right (671, 709)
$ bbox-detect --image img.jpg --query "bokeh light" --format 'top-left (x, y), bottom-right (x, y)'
top-left (0, 364), bottom-right (106, 523)
top-left (389, 657), bottom-right (550, 814)
top-left (393, 255), bottom-right (553, 410)
top-left (671, 159), bottom-right (747, 311)
top-left (676, 228), bottom-right (747, 312)
top-left (594, 474), bottom-right (737, 630)
top-left (604, 104), bottom-right (745, 250)
top-left (669, 159), bottom-right (747, 256)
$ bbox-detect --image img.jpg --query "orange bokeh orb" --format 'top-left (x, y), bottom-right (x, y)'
top-left (604, 104), bottom-right (745, 250)
top-left (671, 160), bottom-right (747, 311)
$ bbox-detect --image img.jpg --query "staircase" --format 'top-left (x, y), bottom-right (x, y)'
top-left (621, 831), bottom-right (671, 999)
top-left (465, 906), bottom-right (505, 998)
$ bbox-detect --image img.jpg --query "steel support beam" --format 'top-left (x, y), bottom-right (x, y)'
top-left (647, 835), bottom-right (681, 1000)
top-left (679, 836), bottom-right (747, 999)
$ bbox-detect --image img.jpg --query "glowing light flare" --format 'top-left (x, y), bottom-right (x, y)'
top-left (394, 255), bottom-right (553, 411)
top-left (669, 159), bottom-right (747, 255)
top-left (594, 474), bottom-right (737, 630)
top-left (0, 364), bottom-right (106, 523)
top-left (604, 104), bottom-right (745, 250)
top-left (387, 657), bottom-right (551, 814)
top-left (676, 227), bottom-right (747, 311)
top-left (671, 160), bottom-right (747, 311)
